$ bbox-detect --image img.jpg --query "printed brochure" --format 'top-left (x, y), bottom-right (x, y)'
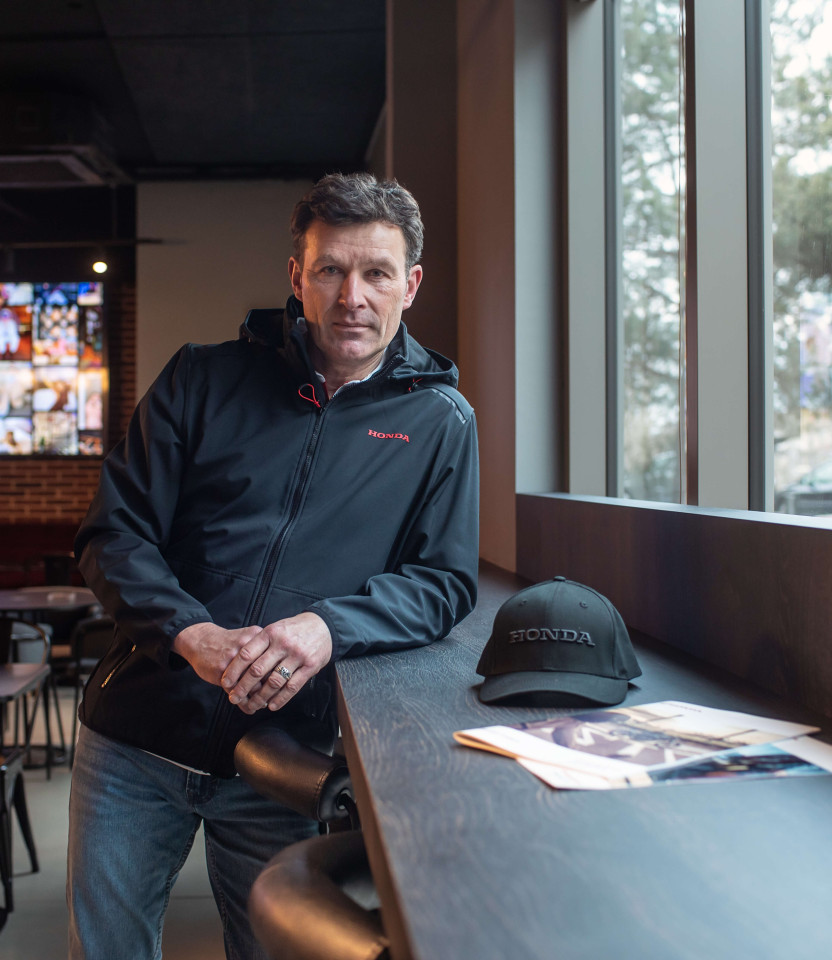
top-left (453, 701), bottom-right (832, 790)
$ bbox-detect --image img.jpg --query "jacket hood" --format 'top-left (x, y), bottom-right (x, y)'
top-left (240, 295), bottom-right (459, 389)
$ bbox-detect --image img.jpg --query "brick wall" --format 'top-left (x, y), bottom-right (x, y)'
top-left (0, 458), bottom-right (101, 524)
top-left (0, 282), bottom-right (136, 526)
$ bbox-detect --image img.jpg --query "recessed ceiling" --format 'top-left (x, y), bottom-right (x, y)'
top-left (0, 0), bottom-right (386, 186)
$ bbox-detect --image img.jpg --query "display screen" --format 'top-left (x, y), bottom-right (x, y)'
top-left (0, 281), bottom-right (106, 456)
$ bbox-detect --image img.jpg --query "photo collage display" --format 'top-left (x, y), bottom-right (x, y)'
top-left (0, 281), bottom-right (106, 456)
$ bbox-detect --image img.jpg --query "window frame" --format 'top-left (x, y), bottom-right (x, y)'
top-left (566, 0), bottom-right (777, 512)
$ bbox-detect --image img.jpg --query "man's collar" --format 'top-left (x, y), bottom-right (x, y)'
top-left (295, 316), bottom-right (404, 398)
top-left (313, 343), bottom-right (393, 398)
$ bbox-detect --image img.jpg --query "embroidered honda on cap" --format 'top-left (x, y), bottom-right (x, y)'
top-left (476, 577), bottom-right (642, 706)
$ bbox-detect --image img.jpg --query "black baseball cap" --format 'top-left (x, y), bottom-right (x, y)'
top-left (476, 577), bottom-right (642, 705)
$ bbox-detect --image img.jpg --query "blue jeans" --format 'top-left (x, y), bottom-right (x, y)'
top-left (67, 724), bottom-right (318, 960)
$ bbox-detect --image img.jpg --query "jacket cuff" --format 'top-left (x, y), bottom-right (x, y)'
top-left (304, 604), bottom-right (341, 662)
top-left (163, 616), bottom-right (214, 670)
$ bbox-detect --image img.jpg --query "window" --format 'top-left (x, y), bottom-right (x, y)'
top-left (770, 0), bottom-right (832, 516)
top-left (618, 0), bottom-right (685, 502)
top-left (566, 0), bottom-right (832, 517)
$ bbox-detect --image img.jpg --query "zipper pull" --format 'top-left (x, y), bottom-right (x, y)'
top-left (298, 383), bottom-right (322, 409)
top-left (101, 643), bottom-right (137, 687)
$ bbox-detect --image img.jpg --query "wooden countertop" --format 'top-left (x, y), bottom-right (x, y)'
top-left (335, 563), bottom-right (832, 960)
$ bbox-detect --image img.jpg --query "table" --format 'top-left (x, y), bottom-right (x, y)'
top-left (0, 587), bottom-right (94, 770)
top-left (0, 587), bottom-right (97, 660)
top-left (0, 663), bottom-right (50, 754)
top-left (335, 564), bottom-right (832, 960)
top-left (0, 586), bottom-right (96, 615)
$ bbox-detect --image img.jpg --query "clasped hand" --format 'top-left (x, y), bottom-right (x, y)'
top-left (172, 612), bottom-right (332, 714)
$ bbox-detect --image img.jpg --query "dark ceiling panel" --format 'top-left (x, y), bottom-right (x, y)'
top-left (0, 0), bottom-right (105, 38)
top-left (0, 37), bottom-right (154, 161)
top-left (0, 0), bottom-right (385, 182)
top-left (111, 32), bottom-right (384, 167)
top-left (96, 0), bottom-right (385, 37)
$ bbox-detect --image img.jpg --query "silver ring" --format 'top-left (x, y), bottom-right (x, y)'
top-left (278, 666), bottom-right (292, 681)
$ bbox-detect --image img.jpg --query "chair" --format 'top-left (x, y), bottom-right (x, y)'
top-left (2, 621), bottom-right (65, 778)
top-left (235, 727), bottom-right (389, 960)
top-left (8, 586), bottom-right (102, 663)
top-left (42, 553), bottom-right (77, 587)
top-left (68, 614), bottom-right (115, 765)
top-left (0, 747), bottom-right (39, 931)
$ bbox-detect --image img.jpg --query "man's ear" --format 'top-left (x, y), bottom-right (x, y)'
top-left (288, 258), bottom-right (303, 300)
top-left (402, 264), bottom-right (423, 311)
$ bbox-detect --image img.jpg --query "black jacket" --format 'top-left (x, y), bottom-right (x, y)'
top-left (75, 297), bottom-right (479, 775)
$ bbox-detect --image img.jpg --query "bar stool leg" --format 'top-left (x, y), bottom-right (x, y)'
top-left (12, 774), bottom-right (38, 873)
top-left (48, 673), bottom-right (67, 757)
top-left (41, 680), bottom-right (54, 779)
top-left (0, 759), bottom-right (18, 926)
top-left (0, 799), bottom-right (12, 922)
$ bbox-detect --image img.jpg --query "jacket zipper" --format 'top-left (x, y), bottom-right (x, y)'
top-left (101, 643), bottom-right (136, 687)
top-left (249, 403), bottom-right (326, 625)
top-left (208, 355), bottom-right (408, 769)
top-left (248, 354), bottom-right (406, 647)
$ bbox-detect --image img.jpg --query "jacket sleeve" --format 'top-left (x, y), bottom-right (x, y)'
top-left (309, 411), bottom-right (479, 659)
top-left (74, 345), bottom-right (213, 665)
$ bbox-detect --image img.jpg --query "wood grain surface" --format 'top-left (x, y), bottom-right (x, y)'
top-left (336, 563), bottom-right (832, 960)
top-left (517, 494), bottom-right (832, 720)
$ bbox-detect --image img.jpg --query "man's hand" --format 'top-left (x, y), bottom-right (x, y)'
top-left (219, 612), bottom-right (333, 715)
top-left (172, 622), bottom-right (262, 686)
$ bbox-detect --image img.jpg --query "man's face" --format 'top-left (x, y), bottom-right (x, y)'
top-left (289, 220), bottom-right (422, 383)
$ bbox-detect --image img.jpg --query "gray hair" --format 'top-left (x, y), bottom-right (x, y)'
top-left (291, 172), bottom-right (424, 272)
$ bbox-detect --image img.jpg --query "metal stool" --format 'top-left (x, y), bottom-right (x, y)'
top-left (235, 727), bottom-right (388, 960)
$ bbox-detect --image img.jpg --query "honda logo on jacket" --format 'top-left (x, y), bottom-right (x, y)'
top-left (368, 429), bottom-right (410, 443)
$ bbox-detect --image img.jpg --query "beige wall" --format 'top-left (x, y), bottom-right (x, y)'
top-left (136, 179), bottom-right (309, 398)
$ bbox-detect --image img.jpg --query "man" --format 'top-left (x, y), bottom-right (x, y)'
top-left (67, 172), bottom-right (479, 959)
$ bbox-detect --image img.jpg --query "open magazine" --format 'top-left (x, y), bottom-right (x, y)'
top-left (454, 701), bottom-right (832, 790)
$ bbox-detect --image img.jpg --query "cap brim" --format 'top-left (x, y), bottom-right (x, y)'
top-left (478, 670), bottom-right (628, 706)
